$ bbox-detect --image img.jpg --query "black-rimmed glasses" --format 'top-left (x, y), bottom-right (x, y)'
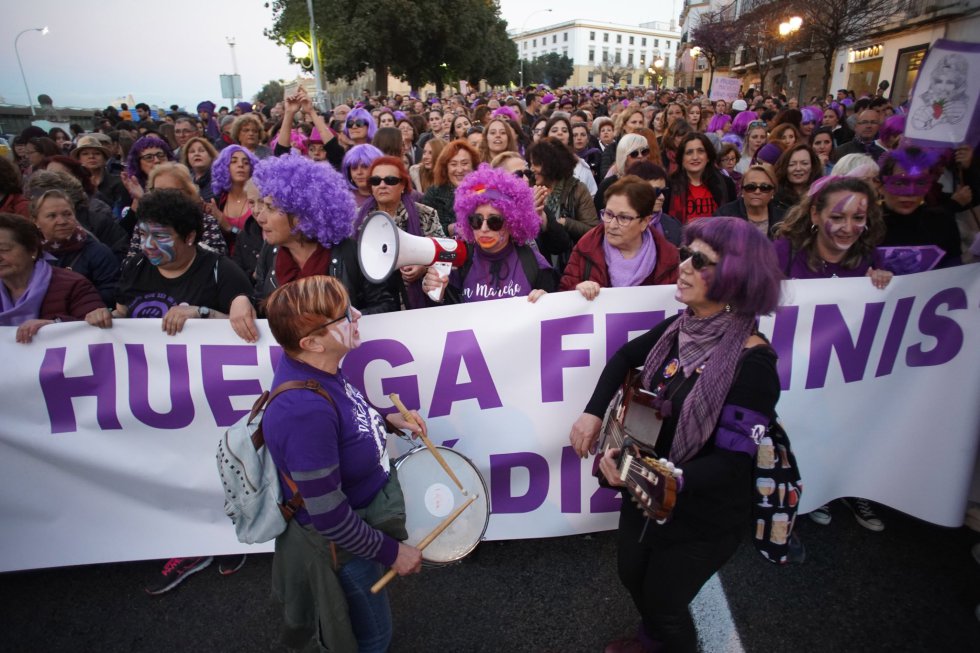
top-left (302, 304), bottom-right (353, 338)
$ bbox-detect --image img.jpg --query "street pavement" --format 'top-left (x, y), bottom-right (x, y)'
top-left (4, 502), bottom-right (980, 652)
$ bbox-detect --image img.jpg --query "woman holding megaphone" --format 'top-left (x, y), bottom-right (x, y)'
top-left (357, 156), bottom-right (446, 309)
top-left (422, 164), bottom-right (555, 304)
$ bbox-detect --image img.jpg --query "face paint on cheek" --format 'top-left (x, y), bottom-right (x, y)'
top-left (141, 229), bottom-right (177, 266)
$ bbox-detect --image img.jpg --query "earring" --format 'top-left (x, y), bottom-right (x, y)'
top-left (810, 224), bottom-right (818, 233)
top-left (724, 303), bottom-right (732, 313)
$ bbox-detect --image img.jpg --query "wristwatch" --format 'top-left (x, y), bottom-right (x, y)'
top-left (198, 306), bottom-right (211, 319)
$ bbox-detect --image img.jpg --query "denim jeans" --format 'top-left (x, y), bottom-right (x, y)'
top-left (337, 556), bottom-right (392, 653)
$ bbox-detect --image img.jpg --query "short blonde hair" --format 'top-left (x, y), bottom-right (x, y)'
top-left (147, 162), bottom-right (201, 202)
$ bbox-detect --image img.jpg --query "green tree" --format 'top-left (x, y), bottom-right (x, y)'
top-left (254, 80), bottom-right (286, 108)
top-left (535, 53), bottom-right (574, 88)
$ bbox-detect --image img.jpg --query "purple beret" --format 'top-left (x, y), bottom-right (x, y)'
top-left (756, 143), bottom-right (783, 165)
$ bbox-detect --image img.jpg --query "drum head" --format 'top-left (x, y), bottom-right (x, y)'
top-left (394, 446), bottom-right (489, 565)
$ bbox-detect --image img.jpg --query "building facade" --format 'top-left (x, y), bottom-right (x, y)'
top-left (511, 19), bottom-right (682, 88)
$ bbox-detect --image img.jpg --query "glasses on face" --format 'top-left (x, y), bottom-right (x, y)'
top-left (468, 213), bottom-right (505, 231)
top-left (742, 183), bottom-right (774, 193)
top-left (600, 208), bottom-right (645, 226)
top-left (302, 304), bottom-right (353, 339)
top-left (369, 175), bottom-right (402, 187)
top-left (720, 156), bottom-right (738, 165)
top-left (678, 246), bottom-right (718, 270)
top-left (857, 120), bottom-right (879, 126)
top-left (347, 119), bottom-right (369, 128)
top-left (628, 147), bottom-right (651, 159)
top-left (139, 151), bottom-right (168, 162)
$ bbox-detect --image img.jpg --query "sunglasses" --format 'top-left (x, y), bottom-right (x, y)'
top-left (748, 120), bottom-right (768, 129)
top-left (468, 213), bottom-right (505, 231)
top-left (742, 183), bottom-right (775, 193)
top-left (369, 175), bottom-right (402, 187)
top-left (139, 152), bottom-right (168, 162)
top-left (513, 169), bottom-right (533, 180)
top-left (678, 246), bottom-right (718, 270)
top-left (347, 119), bottom-right (370, 128)
top-left (302, 304), bottom-right (353, 338)
top-left (628, 147), bottom-right (651, 159)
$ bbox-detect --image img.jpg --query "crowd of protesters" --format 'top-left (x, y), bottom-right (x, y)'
top-left (2, 73), bottom-right (978, 647)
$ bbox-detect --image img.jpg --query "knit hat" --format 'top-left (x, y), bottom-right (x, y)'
top-left (756, 143), bottom-right (783, 165)
top-left (731, 99), bottom-right (748, 111)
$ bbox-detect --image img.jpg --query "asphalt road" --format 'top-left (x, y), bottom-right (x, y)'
top-left (4, 503), bottom-right (980, 652)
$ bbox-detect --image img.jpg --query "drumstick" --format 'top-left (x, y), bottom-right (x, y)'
top-left (370, 494), bottom-right (477, 594)
top-left (389, 393), bottom-right (467, 495)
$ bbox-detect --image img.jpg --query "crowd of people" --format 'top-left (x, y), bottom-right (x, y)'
top-left (1, 77), bottom-right (978, 652)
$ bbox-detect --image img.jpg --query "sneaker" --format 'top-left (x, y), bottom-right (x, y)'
top-left (843, 498), bottom-right (885, 532)
top-left (145, 556), bottom-right (213, 595)
top-left (218, 554), bottom-right (247, 576)
top-left (808, 504), bottom-right (832, 525)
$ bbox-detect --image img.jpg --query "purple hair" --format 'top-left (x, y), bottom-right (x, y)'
top-left (730, 110), bottom-right (760, 137)
top-left (210, 145), bottom-right (259, 196)
top-left (453, 164), bottom-right (540, 244)
top-left (707, 114), bottom-right (731, 133)
top-left (252, 152), bottom-right (356, 246)
top-left (341, 144), bottom-right (383, 190)
top-left (879, 145), bottom-right (942, 178)
top-left (801, 107), bottom-right (822, 125)
top-left (343, 108), bottom-right (377, 140)
top-left (721, 133), bottom-right (743, 150)
top-left (683, 217), bottom-right (782, 316)
top-left (492, 106), bottom-right (520, 123)
top-left (878, 114), bottom-right (906, 144)
top-left (126, 136), bottom-right (175, 186)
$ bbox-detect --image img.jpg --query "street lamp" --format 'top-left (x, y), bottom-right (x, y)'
top-left (14, 26), bottom-right (48, 116)
top-left (519, 8), bottom-right (553, 89)
top-left (777, 16), bottom-right (802, 96)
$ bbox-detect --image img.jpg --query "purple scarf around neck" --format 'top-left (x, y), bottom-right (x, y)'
top-left (0, 258), bottom-right (53, 326)
top-left (356, 194), bottom-right (427, 309)
top-left (640, 309), bottom-right (755, 464)
top-left (603, 228), bottom-right (657, 287)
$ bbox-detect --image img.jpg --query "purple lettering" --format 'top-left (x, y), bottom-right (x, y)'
top-left (605, 311), bottom-right (664, 362)
top-left (39, 344), bottom-right (122, 434)
top-left (428, 330), bottom-right (502, 418)
top-left (874, 297), bottom-right (915, 377)
top-left (560, 445), bottom-right (581, 513)
top-left (806, 302), bottom-right (885, 389)
top-left (126, 344), bottom-right (194, 428)
top-left (769, 305), bottom-right (799, 391)
top-left (540, 315), bottom-right (594, 403)
top-left (489, 452), bottom-right (549, 513)
top-left (343, 339), bottom-right (420, 415)
top-left (201, 345), bottom-right (263, 427)
top-left (591, 485), bottom-right (621, 513)
top-left (906, 287), bottom-right (967, 368)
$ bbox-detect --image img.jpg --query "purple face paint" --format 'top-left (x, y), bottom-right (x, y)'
top-left (882, 174), bottom-right (932, 196)
top-left (138, 221), bottom-right (177, 266)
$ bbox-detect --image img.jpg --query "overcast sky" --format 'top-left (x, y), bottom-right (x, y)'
top-left (1, 0), bottom-right (679, 111)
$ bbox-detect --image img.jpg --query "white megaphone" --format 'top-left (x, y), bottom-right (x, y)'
top-left (358, 211), bottom-right (469, 302)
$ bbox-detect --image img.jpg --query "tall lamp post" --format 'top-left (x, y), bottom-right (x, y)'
top-left (778, 16), bottom-right (802, 97)
top-left (304, 0), bottom-right (327, 111)
top-left (14, 26), bottom-right (48, 116)
top-left (518, 8), bottom-right (552, 89)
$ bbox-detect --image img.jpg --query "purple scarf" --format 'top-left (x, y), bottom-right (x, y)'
top-left (0, 258), bottom-right (53, 326)
top-left (640, 309), bottom-right (755, 464)
top-left (603, 228), bottom-right (657, 287)
top-left (356, 195), bottom-right (427, 309)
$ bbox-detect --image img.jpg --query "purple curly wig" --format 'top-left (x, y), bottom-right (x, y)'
top-left (730, 110), bottom-right (761, 137)
top-left (706, 114), bottom-right (731, 133)
top-left (801, 107), bottom-right (823, 125)
top-left (343, 107), bottom-right (377, 140)
top-left (126, 136), bottom-right (175, 186)
top-left (252, 152), bottom-right (356, 246)
top-left (341, 144), bottom-right (383, 190)
top-left (453, 164), bottom-right (540, 244)
top-left (878, 115), bottom-right (906, 145)
top-left (210, 144), bottom-right (259, 196)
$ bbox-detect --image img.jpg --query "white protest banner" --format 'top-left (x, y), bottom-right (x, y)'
top-left (904, 39), bottom-right (980, 149)
top-left (1, 266), bottom-right (978, 571)
top-left (709, 76), bottom-right (742, 102)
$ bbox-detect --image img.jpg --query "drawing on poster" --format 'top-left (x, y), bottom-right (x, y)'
top-left (910, 53), bottom-right (968, 131)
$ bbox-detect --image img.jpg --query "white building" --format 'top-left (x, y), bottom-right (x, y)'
top-left (511, 19), bottom-right (682, 88)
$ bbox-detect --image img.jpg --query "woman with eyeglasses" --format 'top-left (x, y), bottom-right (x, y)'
top-left (120, 136), bottom-right (175, 214)
top-left (717, 143), bottom-right (742, 187)
top-left (560, 175), bottom-right (679, 299)
top-left (714, 165), bottom-right (784, 237)
top-left (569, 216), bottom-right (783, 653)
top-left (231, 114), bottom-right (273, 160)
top-left (344, 108), bottom-right (377, 147)
top-left (772, 144), bottom-right (823, 212)
top-left (599, 107), bottom-right (648, 179)
top-left (422, 164), bottom-right (553, 304)
top-left (260, 274), bottom-right (425, 653)
top-left (229, 152), bottom-right (397, 343)
top-left (594, 134), bottom-right (657, 213)
top-left (669, 133), bottom-right (736, 224)
top-left (421, 140), bottom-right (481, 237)
top-left (357, 156), bottom-right (445, 309)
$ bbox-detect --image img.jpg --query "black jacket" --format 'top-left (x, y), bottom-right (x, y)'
top-left (714, 197), bottom-right (785, 237)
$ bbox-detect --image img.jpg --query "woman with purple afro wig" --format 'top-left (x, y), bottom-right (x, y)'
top-left (227, 153), bottom-right (396, 342)
top-left (209, 145), bottom-right (259, 248)
top-left (422, 163), bottom-right (554, 304)
top-left (569, 215), bottom-right (783, 653)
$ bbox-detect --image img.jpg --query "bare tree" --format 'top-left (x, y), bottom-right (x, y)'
top-left (689, 5), bottom-right (738, 95)
top-left (592, 62), bottom-right (636, 87)
top-left (733, 3), bottom-right (783, 95)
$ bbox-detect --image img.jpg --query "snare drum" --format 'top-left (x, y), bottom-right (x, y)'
top-left (393, 446), bottom-right (489, 565)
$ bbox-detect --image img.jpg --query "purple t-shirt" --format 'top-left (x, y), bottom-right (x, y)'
top-left (772, 238), bottom-right (873, 280)
top-left (262, 354), bottom-right (398, 566)
top-left (456, 243), bottom-right (551, 302)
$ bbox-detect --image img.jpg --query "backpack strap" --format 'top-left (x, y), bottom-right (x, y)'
top-left (250, 379), bottom-right (336, 521)
top-left (516, 245), bottom-right (539, 288)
